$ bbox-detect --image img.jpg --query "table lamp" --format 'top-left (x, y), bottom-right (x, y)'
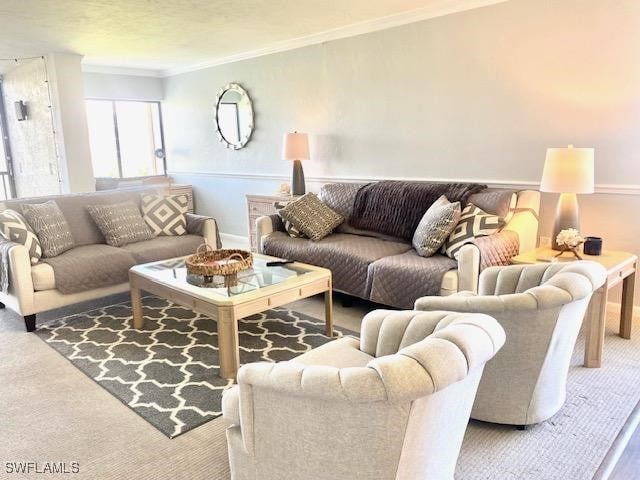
top-left (540, 145), bottom-right (594, 250)
top-left (283, 132), bottom-right (309, 195)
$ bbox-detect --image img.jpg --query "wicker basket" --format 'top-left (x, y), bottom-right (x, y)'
top-left (186, 244), bottom-right (253, 282)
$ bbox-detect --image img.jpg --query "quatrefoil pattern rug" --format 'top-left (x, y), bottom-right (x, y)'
top-left (35, 297), bottom-right (346, 438)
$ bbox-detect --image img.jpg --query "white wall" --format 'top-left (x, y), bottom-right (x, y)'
top-left (163, 0), bottom-right (640, 302)
top-left (1, 58), bottom-right (62, 197)
top-left (83, 72), bottom-right (164, 100)
top-left (47, 53), bottom-right (95, 193)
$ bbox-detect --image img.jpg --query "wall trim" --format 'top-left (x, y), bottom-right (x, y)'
top-left (169, 171), bottom-right (640, 195)
top-left (163, 0), bottom-right (508, 77)
top-left (81, 64), bottom-right (165, 78)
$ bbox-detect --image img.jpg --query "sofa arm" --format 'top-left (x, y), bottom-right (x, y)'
top-left (456, 244), bottom-right (481, 293)
top-left (222, 385), bottom-right (240, 426)
top-left (2, 244), bottom-right (35, 315)
top-left (256, 215), bottom-right (284, 253)
top-left (186, 213), bottom-right (221, 248)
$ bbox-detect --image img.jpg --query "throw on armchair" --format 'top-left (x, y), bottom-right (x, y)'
top-left (414, 261), bottom-right (607, 427)
top-left (222, 310), bottom-right (505, 480)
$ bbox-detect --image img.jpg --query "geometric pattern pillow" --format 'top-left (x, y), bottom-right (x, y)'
top-left (277, 210), bottom-right (307, 238)
top-left (412, 196), bottom-right (461, 257)
top-left (0, 209), bottom-right (42, 264)
top-left (442, 203), bottom-right (505, 259)
top-left (141, 194), bottom-right (188, 236)
top-left (86, 201), bottom-right (155, 247)
top-left (21, 201), bottom-right (75, 258)
top-left (279, 193), bottom-right (344, 242)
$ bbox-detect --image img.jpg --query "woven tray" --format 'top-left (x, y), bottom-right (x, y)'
top-left (185, 244), bottom-right (253, 277)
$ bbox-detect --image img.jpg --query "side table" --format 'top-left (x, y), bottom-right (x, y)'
top-left (511, 247), bottom-right (637, 368)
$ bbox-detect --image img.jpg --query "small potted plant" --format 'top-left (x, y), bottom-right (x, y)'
top-left (555, 229), bottom-right (585, 260)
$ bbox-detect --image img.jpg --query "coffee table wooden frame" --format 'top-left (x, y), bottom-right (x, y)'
top-left (129, 254), bottom-right (333, 380)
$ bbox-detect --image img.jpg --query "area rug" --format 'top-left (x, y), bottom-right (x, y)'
top-left (456, 309), bottom-right (640, 479)
top-left (35, 296), bottom-right (347, 438)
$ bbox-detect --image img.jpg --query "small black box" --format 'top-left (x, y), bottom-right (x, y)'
top-left (584, 236), bottom-right (602, 256)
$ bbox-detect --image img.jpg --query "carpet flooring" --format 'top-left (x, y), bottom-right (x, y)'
top-left (35, 297), bottom-right (347, 438)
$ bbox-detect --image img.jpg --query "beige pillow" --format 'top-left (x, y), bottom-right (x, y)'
top-left (412, 196), bottom-right (461, 257)
top-left (279, 193), bottom-right (344, 241)
top-left (87, 201), bottom-right (155, 247)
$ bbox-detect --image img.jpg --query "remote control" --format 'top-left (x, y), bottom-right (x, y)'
top-left (266, 260), bottom-right (295, 267)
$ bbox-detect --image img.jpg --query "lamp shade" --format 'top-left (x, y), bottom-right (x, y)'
top-left (540, 145), bottom-right (594, 194)
top-left (283, 132), bottom-right (309, 161)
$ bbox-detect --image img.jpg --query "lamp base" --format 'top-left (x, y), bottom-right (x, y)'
top-left (551, 192), bottom-right (580, 250)
top-left (291, 160), bottom-right (305, 196)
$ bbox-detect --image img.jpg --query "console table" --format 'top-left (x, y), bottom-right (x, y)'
top-left (511, 247), bottom-right (637, 368)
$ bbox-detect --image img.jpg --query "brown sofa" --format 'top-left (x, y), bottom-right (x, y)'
top-left (256, 183), bottom-right (540, 309)
top-left (0, 188), bottom-right (219, 331)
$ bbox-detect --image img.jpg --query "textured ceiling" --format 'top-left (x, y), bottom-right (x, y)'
top-left (0, 0), bottom-right (503, 74)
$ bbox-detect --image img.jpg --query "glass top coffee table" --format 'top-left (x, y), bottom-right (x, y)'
top-left (129, 254), bottom-right (333, 379)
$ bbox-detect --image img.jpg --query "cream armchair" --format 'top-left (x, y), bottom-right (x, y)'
top-left (414, 261), bottom-right (607, 427)
top-left (222, 311), bottom-right (505, 480)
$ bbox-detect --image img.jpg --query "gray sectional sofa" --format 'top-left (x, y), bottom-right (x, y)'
top-left (0, 188), bottom-right (219, 331)
top-left (256, 183), bottom-right (540, 309)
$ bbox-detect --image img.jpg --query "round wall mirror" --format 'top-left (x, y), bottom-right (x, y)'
top-left (214, 83), bottom-right (254, 149)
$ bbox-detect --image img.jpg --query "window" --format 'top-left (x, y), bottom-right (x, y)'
top-left (85, 100), bottom-right (166, 178)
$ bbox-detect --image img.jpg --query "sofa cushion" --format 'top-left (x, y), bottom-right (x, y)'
top-left (293, 337), bottom-right (372, 368)
top-left (263, 232), bottom-right (412, 298)
top-left (87, 201), bottom-right (155, 247)
top-left (41, 244), bottom-right (137, 294)
top-left (141, 194), bottom-right (189, 236)
top-left (0, 209), bottom-right (42, 264)
top-left (121, 234), bottom-right (204, 264)
top-left (21, 201), bottom-right (75, 258)
top-left (2, 187), bottom-right (160, 246)
top-left (367, 250), bottom-right (457, 309)
top-left (31, 262), bottom-right (55, 291)
top-left (318, 183), bottom-right (365, 220)
top-left (467, 189), bottom-right (517, 221)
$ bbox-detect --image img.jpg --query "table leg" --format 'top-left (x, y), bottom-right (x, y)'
top-left (217, 308), bottom-right (240, 380)
top-left (131, 285), bottom-right (144, 329)
top-left (324, 287), bottom-right (334, 337)
top-left (584, 286), bottom-right (608, 368)
top-left (620, 270), bottom-right (636, 339)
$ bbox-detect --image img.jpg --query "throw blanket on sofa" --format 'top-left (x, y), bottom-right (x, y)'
top-left (0, 238), bottom-right (18, 293)
top-left (350, 181), bottom-right (487, 241)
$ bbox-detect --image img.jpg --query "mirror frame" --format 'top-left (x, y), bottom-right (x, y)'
top-left (214, 82), bottom-right (254, 150)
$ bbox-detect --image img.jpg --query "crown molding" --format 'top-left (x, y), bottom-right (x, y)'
top-left (163, 0), bottom-right (508, 77)
top-left (168, 171), bottom-right (640, 195)
top-left (81, 64), bottom-right (164, 78)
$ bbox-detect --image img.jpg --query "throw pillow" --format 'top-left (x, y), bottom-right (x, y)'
top-left (443, 203), bottom-right (506, 259)
top-left (87, 201), bottom-right (155, 247)
top-left (21, 201), bottom-right (74, 258)
top-left (279, 193), bottom-right (344, 242)
top-left (277, 210), bottom-right (307, 238)
top-left (0, 209), bottom-right (42, 264)
top-left (141, 194), bottom-right (189, 236)
top-left (412, 196), bottom-right (461, 257)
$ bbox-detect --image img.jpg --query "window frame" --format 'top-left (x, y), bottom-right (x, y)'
top-left (0, 79), bottom-right (17, 199)
top-left (85, 98), bottom-right (167, 179)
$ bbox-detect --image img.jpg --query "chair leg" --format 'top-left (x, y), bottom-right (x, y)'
top-left (24, 314), bottom-right (36, 332)
top-left (516, 425), bottom-right (528, 431)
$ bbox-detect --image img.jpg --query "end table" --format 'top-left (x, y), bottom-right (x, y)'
top-left (511, 247), bottom-right (637, 368)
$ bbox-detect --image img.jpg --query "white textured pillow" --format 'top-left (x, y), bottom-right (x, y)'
top-left (412, 196), bottom-right (461, 257)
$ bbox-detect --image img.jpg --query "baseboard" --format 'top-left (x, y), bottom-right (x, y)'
top-left (220, 233), bottom-right (250, 249)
